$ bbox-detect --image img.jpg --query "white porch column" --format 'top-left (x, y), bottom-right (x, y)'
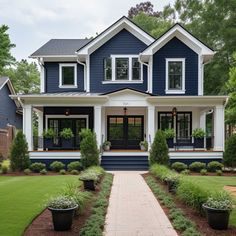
top-left (36, 110), bottom-right (44, 150)
top-left (147, 106), bottom-right (155, 149)
top-left (23, 105), bottom-right (33, 151)
top-left (94, 106), bottom-right (102, 148)
top-left (200, 111), bottom-right (206, 148)
top-left (214, 105), bottom-right (225, 151)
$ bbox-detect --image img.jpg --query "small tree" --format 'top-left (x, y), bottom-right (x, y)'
top-left (224, 134), bottom-right (236, 167)
top-left (79, 129), bottom-right (99, 169)
top-left (149, 130), bottom-right (169, 166)
top-left (10, 130), bottom-right (30, 171)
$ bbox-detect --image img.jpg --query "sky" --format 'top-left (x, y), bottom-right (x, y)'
top-left (0, 0), bottom-right (174, 61)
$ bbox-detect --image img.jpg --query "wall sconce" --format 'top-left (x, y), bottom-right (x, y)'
top-left (65, 109), bottom-right (70, 116)
top-left (123, 107), bottom-right (127, 116)
top-left (172, 107), bottom-right (177, 116)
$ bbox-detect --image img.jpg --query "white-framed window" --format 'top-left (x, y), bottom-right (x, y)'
top-left (103, 55), bottom-right (142, 84)
top-left (165, 58), bottom-right (185, 94)
top-left (59, 63), bottom-right (77, 88)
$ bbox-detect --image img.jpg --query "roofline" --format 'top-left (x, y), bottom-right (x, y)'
top-left (29, 55), bottom-right (78, 59)
top-left (10, 94), bottom-right (109, 99)
top-left (101, 87), bottom-right (153, 96)
top-left (76, 16), bottom-right (155, 54)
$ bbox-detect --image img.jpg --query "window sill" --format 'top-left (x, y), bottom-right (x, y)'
top-left (59, 85), bottom-right (78, 89)
top-left (165, 90), bottom-right (186, 94)
top-left (102, 80), bottom-right (143, 84)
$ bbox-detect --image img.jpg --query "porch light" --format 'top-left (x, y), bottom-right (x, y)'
top-left (172, 107), bottom-right (177, 116)
top-left (65, 109), bottom-right (70, 116)
top-left (123, 107), bottom-right (127, 116)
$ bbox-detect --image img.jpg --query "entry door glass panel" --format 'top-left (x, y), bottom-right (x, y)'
top-left (159, 113), bottom-right (173, 130)
top-left (176, 113), bottom-right (191, 143)
top-left (75, 118), bottom-right (87, 147)
top-left (49, 119), bottom-right (59, 145)
top-left (127, 117), bottom-right (143, 149)
top-left (108, 117), bottom-right (124, 149)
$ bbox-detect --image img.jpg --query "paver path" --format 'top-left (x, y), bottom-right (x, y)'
top-left (104, 171), bottom-right (178, 236)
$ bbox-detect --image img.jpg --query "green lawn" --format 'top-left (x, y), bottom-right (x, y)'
top-left (188, 176), bottom-right (236, 227)
top-left (0, 175), bottom-right (78, 236)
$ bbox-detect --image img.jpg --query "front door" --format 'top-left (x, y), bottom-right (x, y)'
top-left (107, 116), bottom-right (144, 149)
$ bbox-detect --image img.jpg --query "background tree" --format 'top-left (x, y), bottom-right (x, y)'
top-left (3, 59), bottom-right (40, 94)
top-left (0, 25), bottom-right (15, 75)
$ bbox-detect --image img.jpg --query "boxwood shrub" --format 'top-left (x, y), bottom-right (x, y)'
top-left (50, 161), bottom-right (65, 172)
top-left (207, 161), bottom-right (223, 172)
top-left (189, 162), bottom-right (206, 172)
top-left (67, 161), bottom-right (83, 172)
top-left (171, 162), bottom-right (188, 172)
top-left (30, 162), bottom-right (46, 173)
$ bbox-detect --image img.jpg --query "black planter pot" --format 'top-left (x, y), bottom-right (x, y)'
top-left (194, 138), bottom-right (204, 148)
top-left (203, 204), bottom-right (230, 230)
top-left (44, 138), bottom-right (54, 149)
top-left (83, 180), bottom-right (95, 191)
top-left (61, 138), bottom-right (73, 149)
top-left (48, 205), bottom-right (78, 231)
top-left (166, 138), bottom-right (174, 148)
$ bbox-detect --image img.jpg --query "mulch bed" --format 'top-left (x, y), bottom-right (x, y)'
top-left (143, 173), bottom-right (236, 236)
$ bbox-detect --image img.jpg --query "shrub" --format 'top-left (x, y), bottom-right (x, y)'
top-left (192, 128), bottom-right (206, 138)
top-left (1, 165), bottom-right (8, 174)
top-left (50, 161), bottom-right (65, 172)
top-left (150, 164), bottom-right (175, 181)
top-left (47, 195), bottom-right (77, 209)
top-left (67, 161), bottom-right (83, 172)
top-left (59, 169), bottom-right (66, 175)
top-left (86, 166), bottom-right (105, 180)
top-left (24, 168), bottom-right (31, 175)
top-left (181, 169), bottom-right (190, 175)
top-left (40, 169), bottom-right (47, 175)
top-left (224, 134), bottom-right (236, 167)
top-left (149, 130), bottom-right (169, 166)
top-left (10, 130), bottom-right (30, 171)
top-left (189, 162), bottom-right (206, 172)
top-left (80, 129), bottom-right (99, 168)
top-left (79, 172), bottom-right (98, 181)
top-left (71, 170), bottom-right (79, 175)
top-left (164, 128), bottom-right (175, 139)
top-left (43, 128), bottom-right (55, 138)
top-left (60, 128), bottom-right (74, 139)
top-left (216, 170), bottom-right (222, 176)
top-left (171, 162), bottom-right (187, 172)
top-left (207, 161), bottom-right (223, 172)
top-left (30, 162), bottom-right (46, 173)
top-left (139, 140), bottom-right (148, 150)
top-left (200, 169), bottom-right (207, 175)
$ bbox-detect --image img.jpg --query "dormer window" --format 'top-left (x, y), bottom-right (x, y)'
top-left (59, 63), bottom-right (77, 88)
top-left (165, 58), bottom-right (185, 94)
top-left (103, 55), bottom-right (142, 84)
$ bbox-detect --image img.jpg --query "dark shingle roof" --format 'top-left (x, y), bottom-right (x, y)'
top-left (30, 39), bottom-right (91, 57)
top-left (0, 77), bottom-right (9, 90)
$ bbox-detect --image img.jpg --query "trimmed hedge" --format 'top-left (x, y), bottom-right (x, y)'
top-left (171, 162), bottom-right (188, 172)
top-left (67, 161), bottom-right (83, 172)
top-left (207, 161), bottom-right (223, 172)
top-left (189, 162), bottom-right (206, 172)
top-left (30, 162), bottom-right (46, 173)
top-left (50, 161), bottom-right (65, 172)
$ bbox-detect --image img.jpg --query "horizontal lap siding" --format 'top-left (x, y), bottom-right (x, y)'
top-left (90, 29), bottom-right (148, 93)
top-left (153, 37), bottom-right (198, 95)
top-left (45, 62), bottom-right (84, 93)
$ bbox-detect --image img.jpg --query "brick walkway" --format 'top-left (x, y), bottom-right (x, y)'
top-left (104, 171), bottom-right (178, 236)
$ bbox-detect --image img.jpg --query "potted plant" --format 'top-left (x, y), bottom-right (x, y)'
top-left (79, 172), bottom-right (98, 191)
top-left (43, 128), bottom-right (55, 149)
top-left (165, 174), bottom-right (179, 193)
top-left (102, 140), bottom-right (111, 151)
top-left (47, 195), bottom-right (77, 231)
top-left (192, 128), bottom-right (206, 148)
top-left (139, 140), bottom-right (148, 151)
top-left (202, 191), bottom-right (233, 230)
top-left (164, 128), bottom-right (175, 148)
top-left (60, 128), bottom-right (74, 149)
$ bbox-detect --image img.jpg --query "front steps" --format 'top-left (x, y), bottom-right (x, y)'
top-left (101, 155), bottom-right (149, 170)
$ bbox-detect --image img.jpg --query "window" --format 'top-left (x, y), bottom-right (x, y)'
top-left (158, 113), bottom-right (173, 130)
top-left (165, 59), bottom-right (185, 94)
top-left (102, 55), bottom-right (142, 83)
top-left (59, 64), bottom-right (77, 88)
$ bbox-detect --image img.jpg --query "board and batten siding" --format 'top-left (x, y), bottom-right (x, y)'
top-left (0, 85), bottom-right (22, 129)
top-left (89, 29), bottom-right (148, 93)
top-left (152, 37), bottom-right (198, 96)
top-left (44, 62), bottom-right (85, 93)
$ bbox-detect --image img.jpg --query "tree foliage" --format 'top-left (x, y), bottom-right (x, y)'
top-left (3, 59), bottom-right (40, 94)
top-left (0, 25), bottom-right (15, 75)
top-left (224, 134), bottom-right (236, 167)
top-left (149, 130), bottom-right (169, 166)
top-left (10, 130), bottom-right (30, 171)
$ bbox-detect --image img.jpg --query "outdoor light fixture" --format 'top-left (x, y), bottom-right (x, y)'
top-left (123, 107), bottom-right (127, 116)
top-left (65, 109), bottom-right (70, 116)
top-left (172, 107), bottom-right (177, 116)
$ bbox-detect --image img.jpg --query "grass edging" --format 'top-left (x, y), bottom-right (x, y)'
top-left (145, 175), bottom-right (202, 236)
top-left (79, 173), bottom-right (113, 236)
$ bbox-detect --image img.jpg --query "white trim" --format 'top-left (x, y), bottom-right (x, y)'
top-left (149, 56), bottom-right (153, 93)
top-left (29, 151), bottom-right (81, 159)
top-left (86, 56), bottom-right (90, 92)
top-left (165, 58), bottom-right (185, 94)
top-left (59, 63), bottom-right (77, 88)
top-left (45, 115), bottom-right (89, 131)
top-left (169, 151), bottom-right (223, 159)
top-left (102, 151), bottom-right (148, 156)
top-left (102, 80), bottom-right (143, 84)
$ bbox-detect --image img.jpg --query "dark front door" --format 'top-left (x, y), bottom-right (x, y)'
top-left (107, 116), bottom-right (144, 149)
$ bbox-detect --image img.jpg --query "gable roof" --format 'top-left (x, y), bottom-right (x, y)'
top-left (140, 23), bottom-right (215, 63)
top-left (101, 87), bottom-right (153, 96)
top-left (30, 39), bottom-right (91, 58)
top-left (76, 16), bottom-right (155, 60)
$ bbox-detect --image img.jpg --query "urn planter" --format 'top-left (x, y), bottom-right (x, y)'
top-left (82, 179), bottom-right (96, 191)
top-left (44, 138), bottom-right (54, 149)
top-left (166, 138), bottom-right (174, 148)
top-left (194, 138), bottom-right (204, 148)
top-left (61, 138), bottom-right (73, 149)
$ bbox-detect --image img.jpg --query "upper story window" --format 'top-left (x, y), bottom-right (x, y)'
top-left (103, 55), bottom-right (142, 84)
top-left (59, 63), bottom-right (77, 88)
top-left (165, 58), bottom-right (185, 94)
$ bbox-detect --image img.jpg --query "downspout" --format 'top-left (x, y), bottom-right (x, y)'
top-left (77, 57), bottom-right (87, 92)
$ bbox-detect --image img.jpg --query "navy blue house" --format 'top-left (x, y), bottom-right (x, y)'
top-left (11, 16), bottom-right (227, 169)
